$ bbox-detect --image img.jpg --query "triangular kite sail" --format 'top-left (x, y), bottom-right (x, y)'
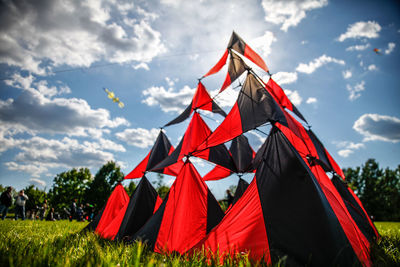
top-left (100, 176), bottom-right (162, 241)
top-left (129, 160), bottom-right (224, 254)
top-left (125, 130), bottom-right (181, 179)
top-left (204, 134), bottom-right (255, 181)
top-left (264, 78), bottom-right (307, 123)
top-left (194, 128), bottom-right (371, 266)
top-left (164, 82), bottom-right (226, 127)
top-left (219, 51), bottom-right (249, 93)
top-left (153, 112), bottom-right (236, 173)
top-left (228, 31), bottom-right (270, 74)
top-left (198, 72), bottom-right (287, 150)
top-left (275, 122), bottom-right (373, 264)
top-left (93, 183), bottom-right (129, 236)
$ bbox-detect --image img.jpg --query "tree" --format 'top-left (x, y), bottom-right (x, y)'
top-left (85, 161), bottom-right (124, 211)
top-left (48, 168), bottom-right (92, 211)
top-left (153, 173), bottom-right (169, 199)
top-left (23, 185), bottom-right (47, 212)
top-left (125, 181), bottom-right (137, 196)
top-left (343, 159), bottom-right (400, 221)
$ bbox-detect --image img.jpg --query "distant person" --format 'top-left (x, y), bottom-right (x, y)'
top-left (46, 208), bottom-right (56, 221)
top-left (14, 190), bottom-right (29, 220)
top-left (84, 203), bottom-right (94, 221)
top-left (76, 204), bottom-right (84, 221)
top-left (226, 189), bottom-right (234, 207)
top-left (40, 199), bottom-right (48, 220)
top-left (0, 186), bottom-right (13, 220)
top-left (69, 199), bottom-right (77, 221)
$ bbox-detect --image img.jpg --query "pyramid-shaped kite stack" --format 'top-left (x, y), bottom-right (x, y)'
top-left (86, 31), bottom-right (379, 266)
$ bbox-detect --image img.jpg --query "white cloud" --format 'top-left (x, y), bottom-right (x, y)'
top-left (296, 54), bottom-right (345, 74)
top-left (261, 0), bottom-right (328, 32)
top-left (342, 70), bottom-right (352, 79)
top-left (0, 0), bottom-right (166, 74)
top-left (4, 136), bottom-right (118, 177)
top-left (1, 74), bottom-right (129, 137)
top-left (346, 81), bottom-right (365, 101)
top-left (353, 114), bottom-right (400, 142)
top-left (249, 31), bottom-right (277, 57)
top-left (29, 178), bottom-right (47, 187)
top-left (115, 128), bottom-right (160, 148)
top-left (346, 43), bottom-right (370, 51)
top-left (368, 64), bottom-right (378, 71)
top-left (272, 72), bottom-right (298, 85)
top-left (211, 86), bottom-right (240, 109)
top-left (334, 141), bottom-right (365, 158)
top-left (337, 21), bottom-right (381, 42)
top-left (133, 63), bottom-right (150, 70)
top-left (284, 89), bottom-right (302, 106)
top-left (142, 85), bottom-right (194, 113)
top-left (306, 97), bottom-right (317, 104)
top-left (385, 42), bottom-right (396, 54)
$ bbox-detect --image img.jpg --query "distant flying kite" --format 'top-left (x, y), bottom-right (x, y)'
top-left (104, 88), bottom-right (124, 108)
top-left (373, 48), bottom-right (381, 54)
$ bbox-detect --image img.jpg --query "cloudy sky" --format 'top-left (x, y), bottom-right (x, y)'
top-left (0, 0), bottom-right (399, 199)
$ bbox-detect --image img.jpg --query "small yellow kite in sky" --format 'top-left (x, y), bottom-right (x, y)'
top-left (104, 88), bottom-right (124, 108)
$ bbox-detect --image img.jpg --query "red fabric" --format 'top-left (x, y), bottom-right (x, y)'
top-left (95, 184), bottom-right (129, 235)
top-left (264, 78), bottom-right (293, 111)
top-left (193, 82), bottom-right (213, 111)
top-left (154, 161), bottom-right (209, 254)
top-left (125, 151), bottom-right (150, 179)
top-left (163, 160), bottom-right (184, 177)
top-left (193, 178), bottom-right (271, 264)
top-left (276, 123), bottom-right (372, 267)
top-left (203, 49), bottom-right (229, 78)
top-left (220, 71), bottom-right (232, 93)
top-left (153, 196), bottom-right (163, 214)
top-left (244, 45), bottom-right (269, 73)
top-left (347, 187), bottom-right (380, 239)
top-left (325, 148), bottom-right (345, 179)
top-left (100, 201), bottom-right (129, 240)
top-left (180, 112), bottom-right (212, 158)
top-left (198, 103), bottom-right (243, 150)
top-left (203, 165), bottom-right (232, 181)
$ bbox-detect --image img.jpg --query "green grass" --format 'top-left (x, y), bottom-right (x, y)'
top-left (0, 220), bottom-right (398, 266)
top-left (372, 222), bottom-right (400, 266)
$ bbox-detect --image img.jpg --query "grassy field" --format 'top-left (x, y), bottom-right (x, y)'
top-left (0, 220), bottom-right (399, 266)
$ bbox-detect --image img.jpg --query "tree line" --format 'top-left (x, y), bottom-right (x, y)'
top-left (343, 159), bottom-right (400, 221)
top-left (1, 159), bottom-right (399, 221)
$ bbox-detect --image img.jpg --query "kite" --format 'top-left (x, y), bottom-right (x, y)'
top-left (104, 88), bottom-right (125, 108)
top-left (373, 48), bottom-right (381, 54)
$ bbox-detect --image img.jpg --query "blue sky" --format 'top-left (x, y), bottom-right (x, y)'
top-left (0, 0), bottom-right (399, 199)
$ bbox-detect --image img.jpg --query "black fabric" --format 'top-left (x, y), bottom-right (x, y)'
top-left (332, 175), bottom-right (377, 242)
top-left (206, 189), bottom-right (225, 233)
top-left (114, 176), bottom-right (159, 241)
top-left (238, 73), bottom-right (287, 132)
top-left (306, 129), bottom-right (334, 172)
top-left (150, 140), bottom-right (182, 172)
top-left (227, 31), bottom-right (245, 54)
top-left (128, 192), bottom-right (170, 250)
top-left (230, 135), bottom-right (254, 172)
top-left (231, 178), bottom-right (250, 206)
top-left (211, 101), bottom-right (227, 117)
top-left (164, 103), bottom-right (193, 127)
top-left (255, 128), bottom-right (360, 266)
top-left (82, 206), bottom-right (104, 232)
top-left (146, 131), bottom-right (173, 171)
top-left (292, 104), bottom-right (308, 123)
top-left (227, 52), bottom-right (247, 85)
top-left (206, 145), bottom-right (237, 172)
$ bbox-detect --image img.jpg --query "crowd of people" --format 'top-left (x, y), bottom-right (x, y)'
top-left (0, 186), bottom-right (95, 222)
